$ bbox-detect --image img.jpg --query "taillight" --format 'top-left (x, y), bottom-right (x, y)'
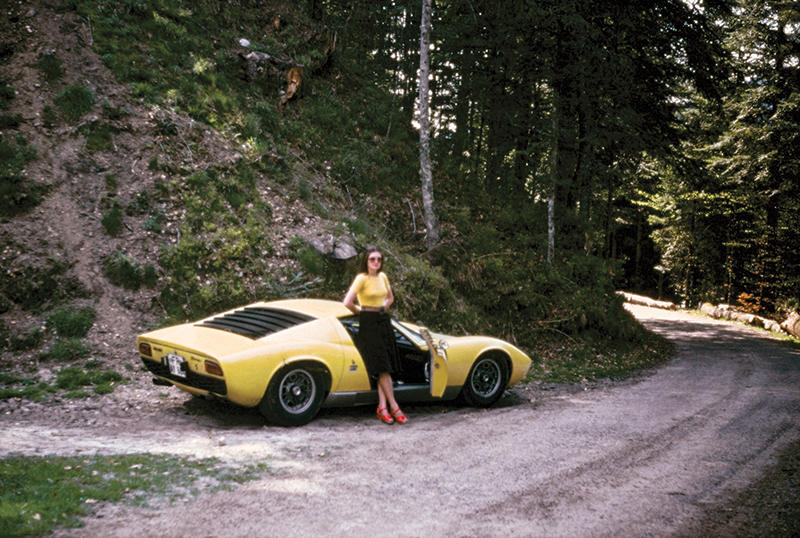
top-left (139, 342), bottom-right (152, 357)
top-left (205, 361), bottom-right (223, 376)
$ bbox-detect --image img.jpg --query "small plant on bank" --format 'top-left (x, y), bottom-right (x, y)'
top-left (53, 84), bottom-right (94, 123)
top-left (104, 251), bottom-right (157, 290)
top-left (101, 200), bottom-right (124, 236)
top-left (46, 305), bottom-right (95, 338)
top-left (8, 328), bottom-right (46, 352)
top-left (39, 338), bottom-right (90, 362)
top-left (35, 51), bottom-right (64, 83)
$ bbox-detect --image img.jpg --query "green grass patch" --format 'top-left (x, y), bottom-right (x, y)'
top-left (526, 328), bottom-right (674, 384)
top-left (0, 134), bottom-right (45, 217)
top-left (0, 259), bottom-right (88, 312)
top-left (101, 200), bottom-right (124, 236)
top-left (53, 84), bottom-right (94, 123)
top-left (8, 328), bottom-right (46, 352)
top-left (36, 51), bottom-right (64, 83)
top-left (0, 454), bottom-right (271, 536)
top-left (1, 361), bottom-right (123, 401)
top-left (47, 305), bottom-right (95, 338)
top-left (39, 338), bottom-right (91, 362)
top-left (83, 121), bottom-right (115, 152)
top-left (104, 251), bottom-right (158, 290)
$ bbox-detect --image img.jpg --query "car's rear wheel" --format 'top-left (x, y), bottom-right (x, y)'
top-left (259, 364), bottom-right (325, 426)
top-left (460, 352), bottom-right (509, 407)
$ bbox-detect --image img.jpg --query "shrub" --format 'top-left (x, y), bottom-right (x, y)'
top-left (101, 201), bottom-right (124, 236)
top-left (0, 82), bottom-right (14, 109)
top-left (83, 121), bottom-right (114, 152)
top-left (104, 251), bottom-right (157, 290)
top-left (0, 135), bottom-right (44, 217)
top-left (54, 85), bottom-right (94, 123)
top-left (36, 51), bottom-right (64, 83)
top-left (8, 328), bottom-right (46, 352)
top-left (47, 305), bottom-right (95, 338)
top-left (40, 339), bottom-right (90, 362)
top-left (0, 260), bottom-right (88, 312)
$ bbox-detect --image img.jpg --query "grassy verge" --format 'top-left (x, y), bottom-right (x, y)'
top-left (526, 328), bottom-right (674, 384)
top-left (0, 454), bottom-right (271, 536)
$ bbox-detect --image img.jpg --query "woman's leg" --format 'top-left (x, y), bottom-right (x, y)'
top-left (378, 373), bottom-right (399, 411)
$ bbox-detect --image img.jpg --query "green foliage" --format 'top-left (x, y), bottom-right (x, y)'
top-left (0, 113), bottom-right (22, 129)
top-left (46, 305), bottom-right (95, 338)
top-left (8, 328), bottom-right (46, 352)
top-left (53, 84), bottom-right (94, 123)
top-left (83, 121), bottom-right (115, 152)
top-left (0, 454), bottom-right (270, 536)
top-left (0, 260), bottom-right (87, 312)
top-left (104, 251), bottom-right (157, 290)
top-left (40, 338), bottom-right (91, 362)
top-left (36, 51), bottom-right (64, 83)
top-left (56, 363), bottom-right (122, 394)
top-left (0, 361), bottom-right (121, 401)
top-left (101, 200), bottom-right (124, 236)
top-left (41, 104), bottom-right (59, 128)
top-left (0, 81), bottom-right (14, 109)
top-left (0, 134), bottom-right (45, 217)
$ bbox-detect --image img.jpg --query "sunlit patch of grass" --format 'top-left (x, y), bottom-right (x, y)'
top-left (0, 454), bottom-right (272, 536)
top-left (525, 329), bottom-right (674, 384)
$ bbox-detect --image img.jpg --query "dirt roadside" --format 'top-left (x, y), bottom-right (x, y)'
top-left (1, 304), bottom-right (799, 537)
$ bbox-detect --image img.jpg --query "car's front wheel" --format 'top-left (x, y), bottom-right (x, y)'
top-left (259, 364), bottom-right (325, 426)
top-left (460, 352), bottom-right (509, 407)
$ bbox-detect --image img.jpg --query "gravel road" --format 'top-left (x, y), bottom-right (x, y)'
top-left (3, 304), bottom-right (799, 536)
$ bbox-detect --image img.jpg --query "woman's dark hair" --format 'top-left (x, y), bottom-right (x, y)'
top-left (358, 245), bottom-right (383, 274)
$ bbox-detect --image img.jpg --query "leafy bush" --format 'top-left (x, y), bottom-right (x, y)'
top-left (104, 251), bottom-right (157, 290)
top-left (56, 363), bottom-right (122, 392)
top-left (0, 81), bottom-right (14, 109)
top-left (47, 305), bottom-right (95, 338)
top-left (0, 134), bottom-right (45, 217)
top-left (53, 84), bottom-right (94, 123)
top-left (36, 51), bottom-right (64, 83)
top-left (8, 328), bottom-right (46, 352)
top-left (101, 201), bottom-right (124, 236)
top-left (0, 260), bottom-right (88, 312)
top-left (40, 339), bottom-right (90, 362)
top-left (83, 121), bottom-right (114, 152)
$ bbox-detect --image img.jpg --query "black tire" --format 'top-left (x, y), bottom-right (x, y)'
top-left (460, 352), bottom-right (509, 407)
top-left (258, 364), bottom-right (326, 426)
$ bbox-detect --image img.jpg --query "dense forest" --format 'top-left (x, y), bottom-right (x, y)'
top-left (311, 0), bottom-right (799, 315)
top-left (1, 0), bottom-right (798, 383)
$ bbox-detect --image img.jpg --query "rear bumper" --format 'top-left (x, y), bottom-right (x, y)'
top-left (140, 357), bottom-right (227, 395)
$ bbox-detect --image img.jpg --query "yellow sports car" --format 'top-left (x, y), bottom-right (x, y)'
top-left (137, 299), bottom-right (531, 426)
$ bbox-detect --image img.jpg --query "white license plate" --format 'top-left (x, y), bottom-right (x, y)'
top-left (164, 353), bottom-right (186, 378)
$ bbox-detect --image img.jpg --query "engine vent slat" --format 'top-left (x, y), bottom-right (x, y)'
top-left (196, 307), bottom-right (314, 339)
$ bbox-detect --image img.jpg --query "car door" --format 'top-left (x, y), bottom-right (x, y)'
top-left (418, 327), bottom-right (448, 397)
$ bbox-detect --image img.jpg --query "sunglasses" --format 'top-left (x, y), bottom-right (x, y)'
top-left (368, 256), bottom-right (382, 262)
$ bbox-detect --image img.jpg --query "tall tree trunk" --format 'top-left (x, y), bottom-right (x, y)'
top-left (418, 0), bottom-right (439, 247)
top-left (547, 93), bottom-right (560, 266)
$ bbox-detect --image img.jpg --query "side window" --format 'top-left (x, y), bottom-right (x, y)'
top-left (340, 316), bottom-right (360, 339)
top-left (393, 328), bottom-right (412, 349)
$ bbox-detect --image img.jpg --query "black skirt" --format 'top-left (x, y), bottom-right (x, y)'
top-left (359, 311), bottom-right (399, 379)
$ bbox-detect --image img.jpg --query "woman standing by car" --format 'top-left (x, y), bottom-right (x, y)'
top-left (343, 246), bottom-right (408, 425)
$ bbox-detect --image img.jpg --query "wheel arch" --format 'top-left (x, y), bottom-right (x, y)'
top-left (281, 356), bottom-right (333, 396)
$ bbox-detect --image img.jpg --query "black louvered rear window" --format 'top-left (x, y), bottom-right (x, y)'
top-left (196, 307), bottom-right (315, 339)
